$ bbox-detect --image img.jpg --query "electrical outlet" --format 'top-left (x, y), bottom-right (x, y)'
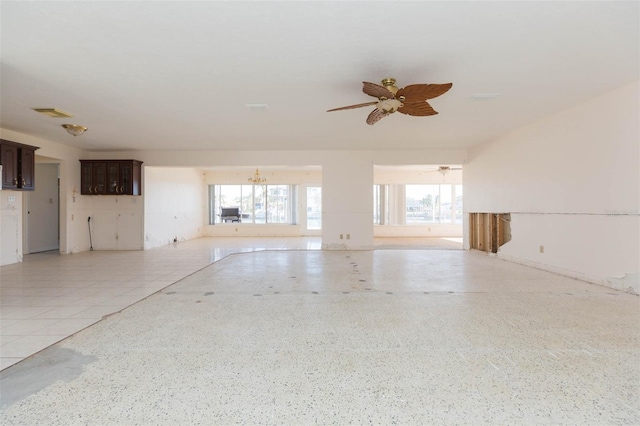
top-left (539, 245), bottom-right (544, 254)
top-left (346, 234), bottom-right (350, 240)
top-left (340, 234), bottom-right (343, 240)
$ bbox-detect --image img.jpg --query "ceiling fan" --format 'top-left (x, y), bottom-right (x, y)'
top-left (327, 78), bottom-right (453, 125)
top-left (433, 166), bottom-right (462, 175)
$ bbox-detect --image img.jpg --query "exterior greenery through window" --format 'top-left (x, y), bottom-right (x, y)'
top-left (209, 184), bottom-right (296, 224)
top-left (406, 184), bottom-right (462, 224)
top-left (374, 184), bottom-right (463, 224)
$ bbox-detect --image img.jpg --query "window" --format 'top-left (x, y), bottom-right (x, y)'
top-left (405, 184), bottom-right (446, 224)
top-left (373, 184), bottom-right (388, 224)
top-left (209, 184), bottom-right (296, 225)
top-left (306, 187), bottom-right (322, 230)
top-left (373, 184), bottom-right (462, 225)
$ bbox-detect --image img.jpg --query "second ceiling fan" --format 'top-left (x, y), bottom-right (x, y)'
top-left (327, 78), bottom-right (453, 125)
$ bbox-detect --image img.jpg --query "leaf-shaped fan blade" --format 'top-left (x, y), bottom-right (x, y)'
top-left (397, 101), bottom-right (438, 116)
top-left (396, 83), bottom-right (453, 102)
top-left (327, 101), bottom-right (378, 112)
top-left (366, 108), bottom-right (387, 125)
top-left (362, 82), bottom-right (395, 100)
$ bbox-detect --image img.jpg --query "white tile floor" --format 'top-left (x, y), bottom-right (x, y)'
top-left (1, 237), bottom-right (638, 425)
top-left (1, 237), bottom-right (322, 370)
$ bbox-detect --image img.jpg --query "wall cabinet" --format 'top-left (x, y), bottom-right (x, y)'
top-left (80, 160), bottom-right (143, 195)
top-left (0, 139), bottom-right (39, 190)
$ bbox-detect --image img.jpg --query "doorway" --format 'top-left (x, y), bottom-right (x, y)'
top-left (23, 163), bottom-right (59, 253)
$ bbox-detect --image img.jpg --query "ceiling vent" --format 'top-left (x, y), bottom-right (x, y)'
top-left (32, 108), bottom-right (74, 118)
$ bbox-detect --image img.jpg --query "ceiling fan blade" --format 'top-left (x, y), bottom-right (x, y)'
top-left (327, 101), bottom-right (378, 112)
top-left (362, 82), bottom-right (395, 99)
top-left (366, 108), bottom-right (387, 125)
top-left (397, 101), bottom-right (438, 116)
top-left (396, 83), bottom-right (453, 102)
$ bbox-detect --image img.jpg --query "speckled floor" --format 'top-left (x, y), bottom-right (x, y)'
top-left (1, 248), bottom-right (638, 425)
top-left (0, 237), bottom-right (322, 370)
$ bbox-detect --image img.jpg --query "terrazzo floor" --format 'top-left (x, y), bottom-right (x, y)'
top-left (0, 237), bottom-right (322, 370)
top-left (1, 239), bottom-right (639, 424)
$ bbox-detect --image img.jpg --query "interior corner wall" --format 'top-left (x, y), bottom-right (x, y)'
top-left (1, 191), bottom-right (23, 265)
top-left (144, 167), bottom-right (205, 249)
top-left (463, 81), bottom-right (640, 293)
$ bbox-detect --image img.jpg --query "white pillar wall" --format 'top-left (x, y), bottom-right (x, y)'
top-left (321, 154), bottom-right (373, 250)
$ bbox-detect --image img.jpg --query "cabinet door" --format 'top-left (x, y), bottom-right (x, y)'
top-left (1, 143), bottom-right (19, 189)
top-left (120, 162), bottom-right (133, 195)
top-left (19, 148), bottom-right (36, 190)
top-left (81, 162), bottom-right (93, 194)
top-left (93, 162), bottom-right (107, 194)
top-left (107, 162), bottom-right (120, 195)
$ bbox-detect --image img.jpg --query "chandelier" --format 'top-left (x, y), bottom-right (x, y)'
top-left (248, 168), bottom-right (267, 184)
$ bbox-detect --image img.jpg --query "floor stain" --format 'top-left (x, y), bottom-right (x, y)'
top-left (0, 347), bottom-right (96, 410)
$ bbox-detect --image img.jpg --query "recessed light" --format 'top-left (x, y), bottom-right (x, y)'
top-left (32, 108), bottom-right (75, 118)
top-left (470, 94), bottom-right (501, 101)
top-left (245, 103), bottom-right (269, 110)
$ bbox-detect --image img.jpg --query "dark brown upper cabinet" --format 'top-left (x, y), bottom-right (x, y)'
top-left (0, 139), bottom-right (39, 191)
top-left (80, 160), bottom-right (142, 195)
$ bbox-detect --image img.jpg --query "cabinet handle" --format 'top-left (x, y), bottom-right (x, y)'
top-left (120, 186), bottom-right (124, 193)
top-left (89, 186), bottom-right (93, 194)
top-left (13, 178), bottom-right (18, 186)
top-left (115, 186), bottom-right (119, 194)
top-left (22, 179), bottom-right (26, 187)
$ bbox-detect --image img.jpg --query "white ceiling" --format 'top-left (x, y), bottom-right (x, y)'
top-left (1, 1), bottom-right (638, 152)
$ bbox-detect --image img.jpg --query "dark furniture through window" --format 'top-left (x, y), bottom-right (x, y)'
top-left (221, 207), bottom-right (241, 222)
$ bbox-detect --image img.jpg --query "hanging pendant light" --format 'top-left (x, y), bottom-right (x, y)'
top-left (248, 168), bottom-right (267, 184)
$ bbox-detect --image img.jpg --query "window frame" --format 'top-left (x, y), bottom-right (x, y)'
top-left (209, 184), bottom-right (297, 225)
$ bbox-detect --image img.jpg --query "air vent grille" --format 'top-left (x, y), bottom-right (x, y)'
top-left (32, 108), bottom-right (74, 118)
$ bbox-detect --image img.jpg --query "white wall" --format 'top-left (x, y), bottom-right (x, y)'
top-left (322, 153), bottom-right (373, 249)
top-left (1, 191), bottom-right (23, 265)
top-left (89, 149), bottom-right (467, 249)
top-left (144, 167), bottom-right (205, 249)
top-left (464, 81), bottom-right (639, 293)
top-left (0, 128), bottom-right (147, 261)
top-left (0, 135), bottom-right (467, 264)
top-left (0, 129), bottom-right (85, 261)
top-left (81, 195), bottom-right (143, 250)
